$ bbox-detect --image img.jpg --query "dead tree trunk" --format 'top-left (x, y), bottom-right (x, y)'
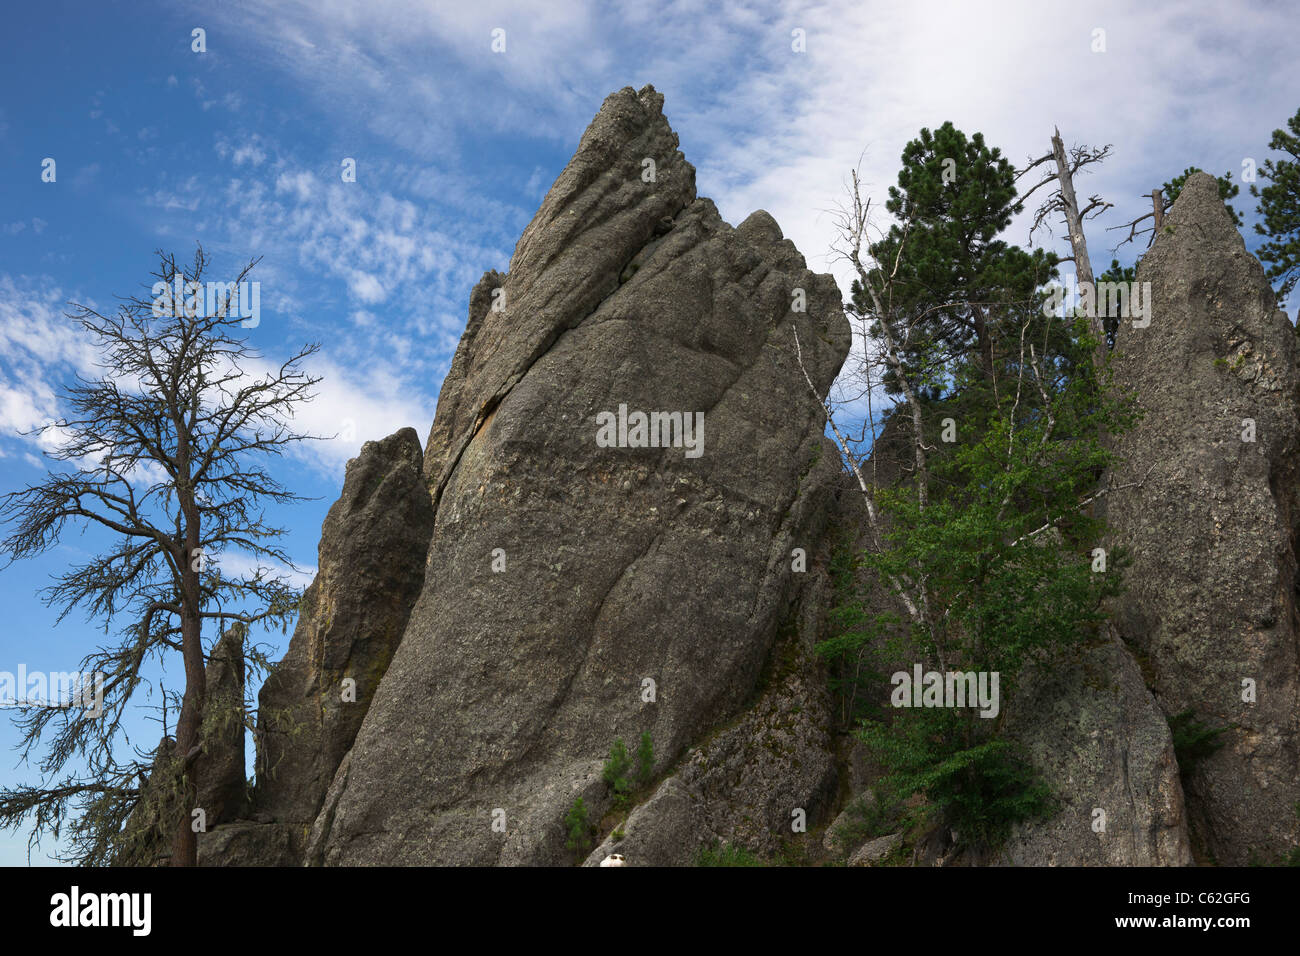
top-left (1050, 128), bottom-right (1107, 371)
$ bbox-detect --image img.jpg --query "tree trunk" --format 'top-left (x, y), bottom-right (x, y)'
top-left (974, 306), bottom-right (995, 383)
top-left (169, 431), bottom-right (205, 867)
top-left (169, 617), bottom-right (205, 866)
top-left (1051, 128), bottom-right (1106, 372)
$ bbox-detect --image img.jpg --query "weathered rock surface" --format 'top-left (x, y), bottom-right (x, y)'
top-left (118, 626), bottom-right (246, 865)
top-left (997, 634), bottom-right (1191, 866)
top-left (583, 570), bottom-right (840, 866)
top-left (307, 85), bottom-right (850, 866)
top-left (1107, 171), bottom-right (1300, 864)
top-left (848, 831), bottom-right (903, 866)
top-left (201, 428), bottom-right (434, 865)
top-left (822, 790), bottom-right (878, 857)
top-left (198, 819), bottom-right (301, 867)
top-left (196, 625), bottom-right (247, 828)
top-left (255, 428), bottom-right (433, 821)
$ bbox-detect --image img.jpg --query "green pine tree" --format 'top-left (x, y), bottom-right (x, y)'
top-left (603, 738), bottom-right (633, 809)
top-left (564, 797), bottom-right (592, 856)
top-left (860, 122), bottom-right (1059, 399)
top-left (1163, 167), bottom-right (1243, 226)
top-left (635, 732), bottom-right (654, 789)
top-left (1250, 107), bottom-right (1300, 299)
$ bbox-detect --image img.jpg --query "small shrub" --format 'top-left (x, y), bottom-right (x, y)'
top-left (1168, 709), bottom-right (1229, 778)
top-left (859, 709), bottom-right (1056, 850)
top-left (634, 732), bottom-right (654, 789)
top-left (564, 797), bottom-right (592, 856)
top-left (603, 738), bottom-right (633, 808)
top-left (696, 842), bottom-right (765, 867)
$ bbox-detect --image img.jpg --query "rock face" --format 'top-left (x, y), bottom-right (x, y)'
top-left (998, 634), bottom-right (1191, 866)
top-left (255, 428), bottom-right (434, 822)
top-left (307, 85), bottom-right (850, 865)
top-left (200, 428), bottom-right (434, 864)
top-left (583, 568), bottom-right (840, 867)
top-left (1107, 171), bottom-right (1300, 864)
top-left (196, 625), bottom-right (247, 828)
top-left (118, 626), bottom-right (246, 865)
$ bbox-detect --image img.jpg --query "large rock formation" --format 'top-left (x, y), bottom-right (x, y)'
top-left (583, 547), bottom-right (840, 866)
top-left (997, 632), bottom-right (1191, 866)
top-left (196, 102), bottom-right (1300, 870)
top-left (198, 428), bottom-right (434, 864)
top-left (306, 85), bottom-right (850, 865)
top-left (1107, 171), bottom-right (1300, 864)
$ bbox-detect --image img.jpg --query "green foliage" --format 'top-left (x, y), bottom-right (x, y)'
top-left (1250, 107), bottom-right (1300, 299)
top-left (564, 797), bottom-right (592, 856)
top-left (1163, 167), bottom-right (1243, 226)
top-left (1168, 709), bottom-right (1229, 778)
top-left (860, 713), bottom-right (1055, 847)
top-left (822, 314), bottom-right (1134, 853)
top-left (602, 738), bottom-right (633, 809)
top-left (857, 121), bottom-right (1059, 398)
top-left (695, 842), bottom-right (766, 867)
top-left (634, 732), bottom-right (654, 789)
top-left (868, 333), bottom-right (1129, 672)
top-left (1096, 259), bottom-right (1137, 350)
top-left (818, 536), bottom-right (894, 724)
top-left (599, 733), bottom-right (655, 814)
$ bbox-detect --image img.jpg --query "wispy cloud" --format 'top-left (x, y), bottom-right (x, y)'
top-left (193, 0), bottom-right (1299, 311)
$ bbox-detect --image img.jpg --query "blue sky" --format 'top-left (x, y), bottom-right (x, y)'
top-left (1, 0), bottom-right (1297, 864)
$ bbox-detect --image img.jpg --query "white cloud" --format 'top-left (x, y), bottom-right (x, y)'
top-left (0, 273), bottom-right (427, 479)
top-left (195, 0), bottom-right (1298, 310)
top-left (275, 170), bottom-right (316, 202)
top-left (347, 271), bottom-right (386, 304)
top-left (213, 550), bottom-right (316, 590)
top-left (244, 351), bottom-right (430, 472)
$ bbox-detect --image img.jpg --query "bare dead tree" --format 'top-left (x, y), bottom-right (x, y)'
top-left (1019, 129), bottom-right (1113, 369)
top-left (805, 168), bottom-right (950, 673)
top-left (805, 163), bottom-right (1129, 693)
top-left (1108, 188), bottom-right (1168, 251)
top-left (0, 246), bottom-right (321, 866)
